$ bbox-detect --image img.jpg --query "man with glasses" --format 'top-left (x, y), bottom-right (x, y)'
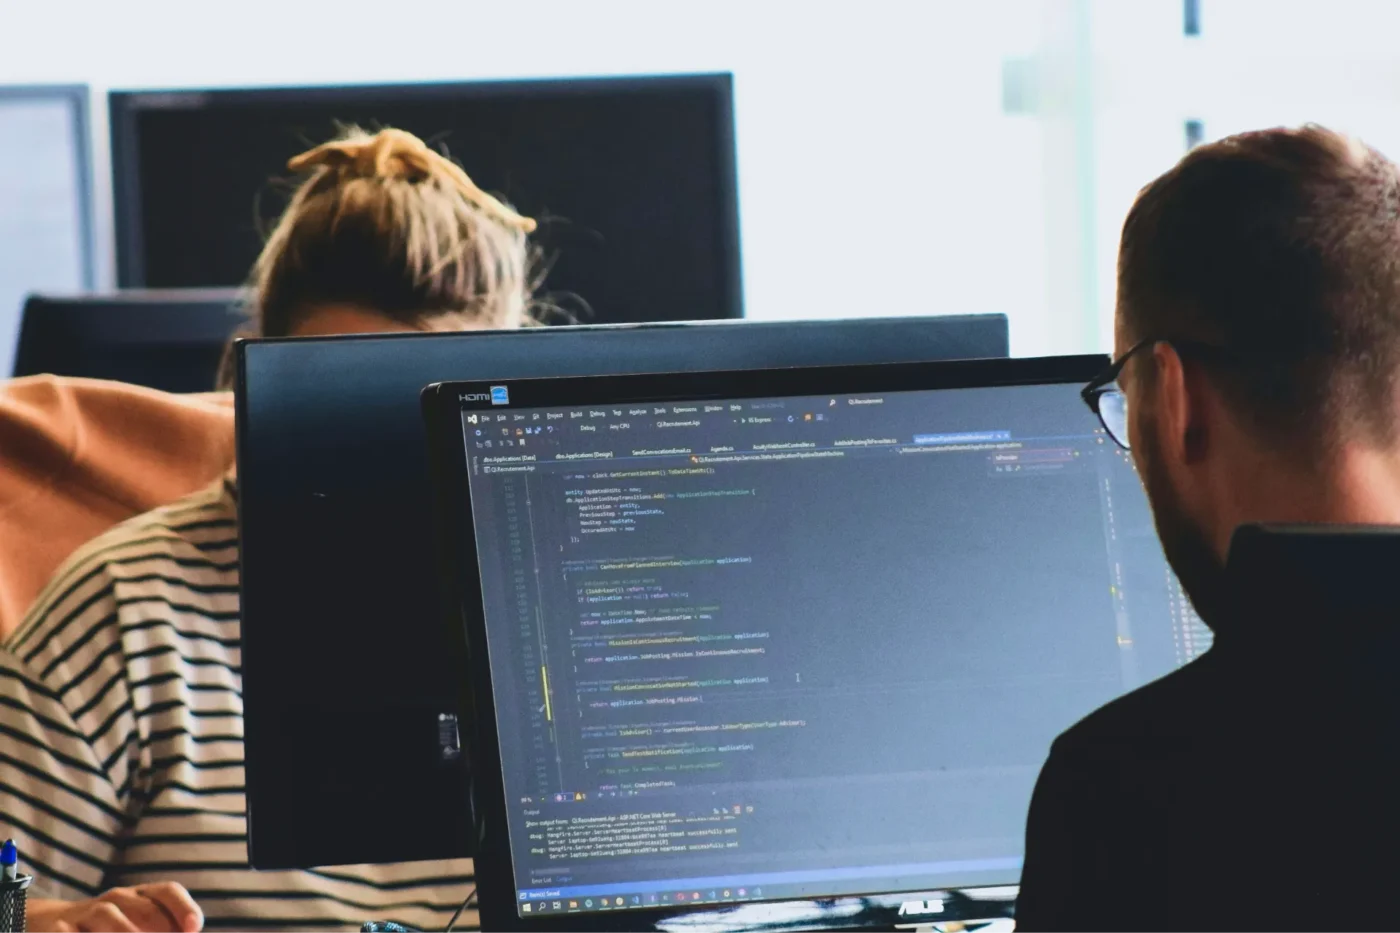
top-left (1016, 125), bottom-right (1400, 931)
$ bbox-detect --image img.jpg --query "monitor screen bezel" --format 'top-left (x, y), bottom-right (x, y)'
top-left (422, 353), bottom-right (1107, 931)
top-left (108, 72), bottom-right (743, 321)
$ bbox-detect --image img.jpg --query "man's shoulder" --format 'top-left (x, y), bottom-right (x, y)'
top-left (1055, 651), bottom-right (1223, 756)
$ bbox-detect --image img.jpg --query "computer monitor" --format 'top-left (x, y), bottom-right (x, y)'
top-left (233, 315), bottom-right (1009, 871)
top-left (13, 290), bottom-right (246, 392)
top-left (110, 74), bottom-right (743, 323)
top-left (420, 355), bottom-right (1209, 930)
top-left (0, 85), bottom-right (94, 376)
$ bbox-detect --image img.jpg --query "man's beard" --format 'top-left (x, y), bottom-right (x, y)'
top-left (1136, 421), bottom-right (1232, 631)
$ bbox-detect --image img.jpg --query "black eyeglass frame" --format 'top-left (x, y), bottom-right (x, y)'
top-left (1081, 337), bottom-right (1237, 449)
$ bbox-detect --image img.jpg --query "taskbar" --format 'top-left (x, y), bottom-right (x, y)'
top-left (516, 855), bottom-right (1021, 917)
top-left (520, 887), bottom-right (756, 916)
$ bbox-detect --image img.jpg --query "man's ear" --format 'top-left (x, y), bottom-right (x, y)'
top-left (1150, 342), bottom-right (1208, 464)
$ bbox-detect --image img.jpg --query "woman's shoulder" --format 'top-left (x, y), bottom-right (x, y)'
top-left (6, 480), bottom-right (239, 659)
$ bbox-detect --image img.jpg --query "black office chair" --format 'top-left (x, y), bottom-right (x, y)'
top-left (12, 289), bottom-right (248, 393)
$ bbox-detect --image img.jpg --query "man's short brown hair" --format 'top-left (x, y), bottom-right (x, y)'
top-left (1118, 124), bottom-right (1400, 447)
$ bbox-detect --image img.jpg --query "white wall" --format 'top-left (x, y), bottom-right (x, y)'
top-left (1188, 0), bottom-right (1400, 158)
top-left (0, 0), bottom-right (1208, 358)
top-left (0, 96), bottom-right (89, 375)
top-left (20, 1), bottom-right (1400, 359)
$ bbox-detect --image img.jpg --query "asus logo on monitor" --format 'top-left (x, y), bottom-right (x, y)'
top-left (458, 386), bottom-right (510, 405)
top-left (896, 899), bottom-right (945, 917)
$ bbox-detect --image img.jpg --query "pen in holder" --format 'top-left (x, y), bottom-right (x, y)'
top-left (0, 872), bottom-right (32, 933)
top-left (1, 839), bottom-right (28, 933)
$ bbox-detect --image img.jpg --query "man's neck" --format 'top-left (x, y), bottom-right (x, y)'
top-left (1316, 444), bottom-right (1400, 524)
top-left (1209, 441), bottom-right (1400, 560)
top-left (1246, 442), bottom-right (1400, 523)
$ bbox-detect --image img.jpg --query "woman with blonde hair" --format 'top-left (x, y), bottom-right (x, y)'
top-left (2, 127), bottom-right (538, 932)
top-left (223, 125), bottom-right (540, 370)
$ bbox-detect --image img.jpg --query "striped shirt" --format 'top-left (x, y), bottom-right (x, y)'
top-left (0, 479), bottom-right (476, 931)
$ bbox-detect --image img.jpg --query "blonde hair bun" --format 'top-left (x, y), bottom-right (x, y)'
top-left (288, 127), bottom-right (537, 233)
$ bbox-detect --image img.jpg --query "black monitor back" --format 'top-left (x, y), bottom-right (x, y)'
top-left (235, 316), bottom-right (1008, 870)
top-left (110, 74), bottom-right (742, 323)
top-left (13, 290), bottom-right (246, 393)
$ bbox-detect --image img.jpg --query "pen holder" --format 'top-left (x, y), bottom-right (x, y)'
top-left (1, 874), bottom-right (32, 933)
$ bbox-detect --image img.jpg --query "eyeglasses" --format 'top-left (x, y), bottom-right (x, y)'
top-left (1081, 340), bottom-right (1148, 449)
top-left (1082, 337), bottom-right (1235, 450)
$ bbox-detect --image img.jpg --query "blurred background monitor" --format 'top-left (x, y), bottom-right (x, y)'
top-left (110, 74), bottom-right (743, 324)
top-left (0, 85), bottom-right (94, 377)
top-left (234, 314), bottom-right (1008, 871)
top-left (13, 290), bottom-right (246, 393)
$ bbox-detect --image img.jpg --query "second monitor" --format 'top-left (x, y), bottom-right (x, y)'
top-left (111, 74), bottom-right (743, 324)
top-left (13, 290), bottom-right (245, 392)
top-left (235, 315), bottom-right (1008, 871)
